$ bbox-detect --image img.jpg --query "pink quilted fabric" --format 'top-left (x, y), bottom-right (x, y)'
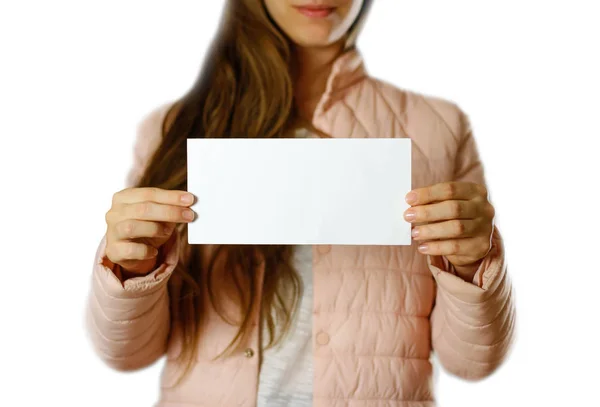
top-left (86, 49), bottom-right (515, 407)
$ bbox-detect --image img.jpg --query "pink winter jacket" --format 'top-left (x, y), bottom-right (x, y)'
top-left (87, 49), bottom-right (515, 406)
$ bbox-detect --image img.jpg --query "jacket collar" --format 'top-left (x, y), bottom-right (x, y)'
top-left (313, 48), bottom-right (367, 121)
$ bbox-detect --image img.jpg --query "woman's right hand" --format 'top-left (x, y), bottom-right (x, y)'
top-left (105, 187), bottom-right (195, 276)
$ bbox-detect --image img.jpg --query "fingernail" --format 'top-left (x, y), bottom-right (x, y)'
top-left (181, 193), bottom-right (194, 204)
top-left (405, 192), bottom-right (417, 204)
top-left (418, 243), bottom-right (428, 252)
top-left (404, 210), bottom-right (416, 222)
top-left (182, 209), bottom-right (195, 221)
top-left (411, 228), bottom-right (420, 238)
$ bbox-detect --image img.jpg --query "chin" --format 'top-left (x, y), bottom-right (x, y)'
top-left (290, 28), bottom-right (337, 48)
top-left (294, 37), bottom-right (332, 48)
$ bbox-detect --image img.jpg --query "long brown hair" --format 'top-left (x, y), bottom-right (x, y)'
top-left (135, 0), bottom-right (373, 380)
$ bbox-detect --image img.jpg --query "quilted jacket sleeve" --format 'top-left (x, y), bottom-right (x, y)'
top-left (427, 101), bottom-right (516, 380)
top-left (86, 103), bottom-right (180, 371)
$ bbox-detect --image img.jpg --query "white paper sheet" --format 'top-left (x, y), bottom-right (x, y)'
top-left (187, 138), bottom-right (412, 245)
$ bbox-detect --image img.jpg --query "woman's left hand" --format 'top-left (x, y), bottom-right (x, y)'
top-left (404, 181), bottom-right (495, 276)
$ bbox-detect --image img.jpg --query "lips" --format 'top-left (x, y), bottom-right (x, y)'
top-left (294, 5), bottom-right (336, 18)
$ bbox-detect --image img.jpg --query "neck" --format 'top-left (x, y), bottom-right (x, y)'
top-left (293, 42), bottom-right (345, 123)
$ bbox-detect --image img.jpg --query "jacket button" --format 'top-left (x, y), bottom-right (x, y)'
top-left (244, 348), bottom-right (255, 358)
top-left (316, 331), bottom-right (330, 345)
top-left (317, 245), bottom-right (331, 255)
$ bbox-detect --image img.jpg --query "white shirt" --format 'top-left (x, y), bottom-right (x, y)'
top-left (256, 245), bottom-right (314, 406)
top-left (256, 128), bottom-right (315, 406)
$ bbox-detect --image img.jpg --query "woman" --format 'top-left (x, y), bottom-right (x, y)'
top-left (87, 1), bottom-right (515, 406)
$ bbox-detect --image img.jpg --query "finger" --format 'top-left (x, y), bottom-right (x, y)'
top-left (113, 187), bottom-right (195, 206)
top-left (406, 182), bottom-right (485, 205)
top-left (417, 236), bottom-right (490, 258)
top-left (106, 241), bottom-right (158, 263)
top-left (124, 202), bottom-right (195, 223)
top-left (113, 219), bottom-right (173, 240)
top-left (404, 200), bottom-right (478, 223)
top-left (411, 219), bottom-right (481, 241)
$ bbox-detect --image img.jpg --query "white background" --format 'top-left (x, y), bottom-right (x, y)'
top-left (1, 1), bottom-right (599, 406)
